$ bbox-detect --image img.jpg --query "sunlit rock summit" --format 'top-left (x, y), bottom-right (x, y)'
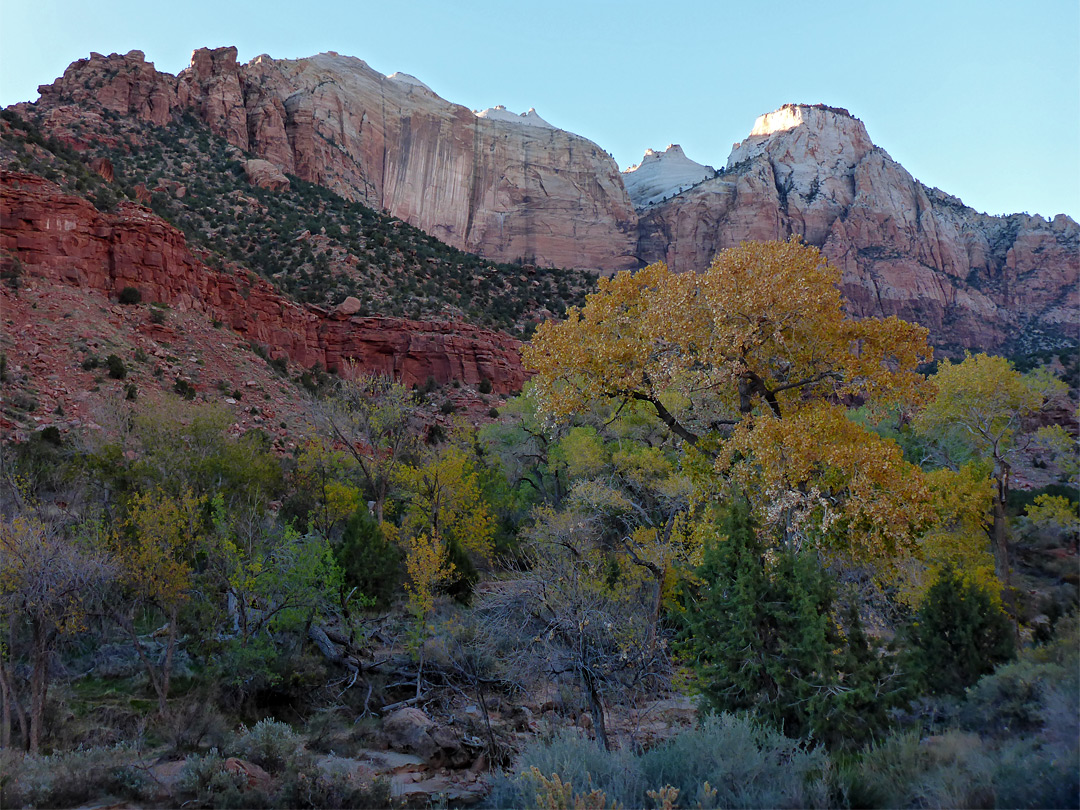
top-left (636, 104), bottom-right (1078, 352)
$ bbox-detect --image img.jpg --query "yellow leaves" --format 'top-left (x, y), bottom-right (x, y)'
top-left (897, 463), bottom-right (998, 605)
top-left (915, 353), bottom-right (1048, 456)
top-left (556, 427), bottom-right (609, 480)
top-left (723, 403), bottom-right (931, 558)
top-left (403, 532), bottom-right (455, 620)
top-left (1026, 494), bottom-right (1079, 536)
top-left (122, 488), bottom-right (206, 609)
top-left (294, 438), bottom-right (360, 535)
top-left (523, 767), bottom-right (612, 810)
top-left (525, 238), bottom-right (932, 427)
top-left (399, 444), bottom-right (495, 562)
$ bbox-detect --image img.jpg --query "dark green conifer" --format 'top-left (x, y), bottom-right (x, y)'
top-left (683, 499), bottom-right (902, 748)
top-left (901, 566), bottom-right (1015, 695)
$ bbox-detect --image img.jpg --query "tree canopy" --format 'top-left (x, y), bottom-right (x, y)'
top-left (525, 239), bottom-right (934, 557)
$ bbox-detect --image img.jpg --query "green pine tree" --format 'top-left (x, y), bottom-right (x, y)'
top-left (335, 508), bottom-right (401, 608)
top-left (682, 500), bottom-right (902, 748)
top-left (901, 566), bottom-right (1015, 696)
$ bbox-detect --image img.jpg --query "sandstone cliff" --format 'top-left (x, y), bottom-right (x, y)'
top-left (35, 48), bottom-right (639, 272)
top-left (0, 171), bottom-right (527, 392)
top-left (636, 104), bottom-right (1079, 352)
top-left (27, 53), bottom-right (1080, 352)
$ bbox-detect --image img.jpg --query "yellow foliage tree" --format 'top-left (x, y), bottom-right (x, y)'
top-left (401, 531), bottom-right (455, 621)
top-left (119, 488), bottom-right (207, 714)
top-left (294, 438), bottom-right (361, 536)
top-left (897, 463), bottom-right (999, 605)
top-left (399, 444), bottom-right (496, 562)
top-left (914, 353), bottom-right (1070, 587)
top-left (525, 239), bottom-right (934, 558)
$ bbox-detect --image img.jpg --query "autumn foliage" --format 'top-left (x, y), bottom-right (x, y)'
top-left (526, 239), bottom-right (935, 559)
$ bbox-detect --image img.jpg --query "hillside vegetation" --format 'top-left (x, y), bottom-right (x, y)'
top-left (1, 107), bottom-right (595, 335)
top-left (1, 236), bottom-right (1077, 808)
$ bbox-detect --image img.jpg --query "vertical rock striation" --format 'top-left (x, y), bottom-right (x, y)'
top-left (34, 48), bottom-right (639, 272)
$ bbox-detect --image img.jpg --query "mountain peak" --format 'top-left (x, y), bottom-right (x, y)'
top-left (623, 144), bottom-right (714, 208)
top-left (727, 103), bottom-right (874, 171)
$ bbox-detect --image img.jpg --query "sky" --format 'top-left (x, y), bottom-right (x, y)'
top-left (1, 0), bottom-right (1077, 220)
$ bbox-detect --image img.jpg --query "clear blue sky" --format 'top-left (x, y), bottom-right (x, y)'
top-left (2, 0), bottom-right (1077, 219)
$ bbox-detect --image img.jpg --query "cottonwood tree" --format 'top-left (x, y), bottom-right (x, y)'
top-left (525, 238), bottom-right (934, 559)
top-left (390, 441), bottom-right (497, 612)
top-left (116, 488), bottom-right (205, 716)
top-left (914, 353), bottom-right (1069, 589)
top-left (317, 372), bottom-right (421, 522)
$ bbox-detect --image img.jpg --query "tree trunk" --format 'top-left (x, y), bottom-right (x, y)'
top-left (645, 569), bottom-right (664, 658)
top-left (159, 608), bottom-right (178, 717)
top-left (992, 495), bottom-right (1011, 591)
top-left (0, 650), bottom-right (23, 749)
top-left (0, 633), bottom-right (29, 750)
top-left (581, 669), bottom-right (610, 751)
top-left (29, 621), bottom-right (49, 754)
top-left (0, 659), bottom-right (10, 749)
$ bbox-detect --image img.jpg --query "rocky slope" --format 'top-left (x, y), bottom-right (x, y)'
top-left (1, 170), bottom-right (527, 394)
top-left (34, 48), bottom-right (640, 272)
top-left (636, 104), bottom-right (1079, 352)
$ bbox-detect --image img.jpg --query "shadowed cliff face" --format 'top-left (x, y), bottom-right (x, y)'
top-left (36, 47), bottom-right (640, 273)
top-left (0, 171), bottom-right (528, 393)
top-left (636, 105), bottom-right (1079, 353)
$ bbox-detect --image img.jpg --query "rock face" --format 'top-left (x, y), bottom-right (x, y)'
top-left (34, 48), bottom-right (639, 272)
top-left (27, 52), bottom-right (1080, 352)
top-left (0, 171), bottom-right (527, 392)
top-left (636, 104), bottom-right (1079, 352)
top-left (622, 144), bottom-right (715, 208)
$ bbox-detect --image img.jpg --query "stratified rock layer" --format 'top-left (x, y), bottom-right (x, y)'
top-left (35, 48), bottom-right (639, 272)
top-left (636, 104), bottom-right (1079, 352)
top-left (0, 171), bottom-right (527, 392)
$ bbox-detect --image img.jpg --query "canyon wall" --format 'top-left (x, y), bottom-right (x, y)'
top-left (27, 53), bottom-right (1080, 352)
top-left (635, 105), bottom-right (1079, 351)
top-left (35, 48), bottom-right (639, 272)
top-left (0, 171), bottom-right (527, 392)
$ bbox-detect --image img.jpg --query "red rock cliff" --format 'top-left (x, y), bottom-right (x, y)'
top-left (0, 171), bottom-right (527, 392)
top-left (635, 105), bottom-right (1079, 352)
top-left (36, 48), bottom-right (639, 273)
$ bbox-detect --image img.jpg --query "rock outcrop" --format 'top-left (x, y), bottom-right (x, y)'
top-left (622, 144), bottom-right (715, 208)
top-left (33, 48), bottom-right (639, 272)
top-left (636, 104), bottom-right (1079, 352)
top-left (243, 159), bottom-right (289, 191)
top-left (0, 171), bottom-right (527, 392)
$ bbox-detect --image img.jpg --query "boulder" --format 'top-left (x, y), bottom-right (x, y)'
top-left (384, 707), bottom-right (439, 760)
top-left (332, 295), bottom-right (363, 317)
top-left (243, 159), bottom-right (290, 192)
top-left (224, 757), bottom-right (272, 790)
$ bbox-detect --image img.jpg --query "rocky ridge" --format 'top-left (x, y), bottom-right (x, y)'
top-left (636, 104), bottom-right (1079, 352)
top-left (19, 52), bottom-right (1080, 353)
top-left (1, 170), bottom-right (527, 393)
